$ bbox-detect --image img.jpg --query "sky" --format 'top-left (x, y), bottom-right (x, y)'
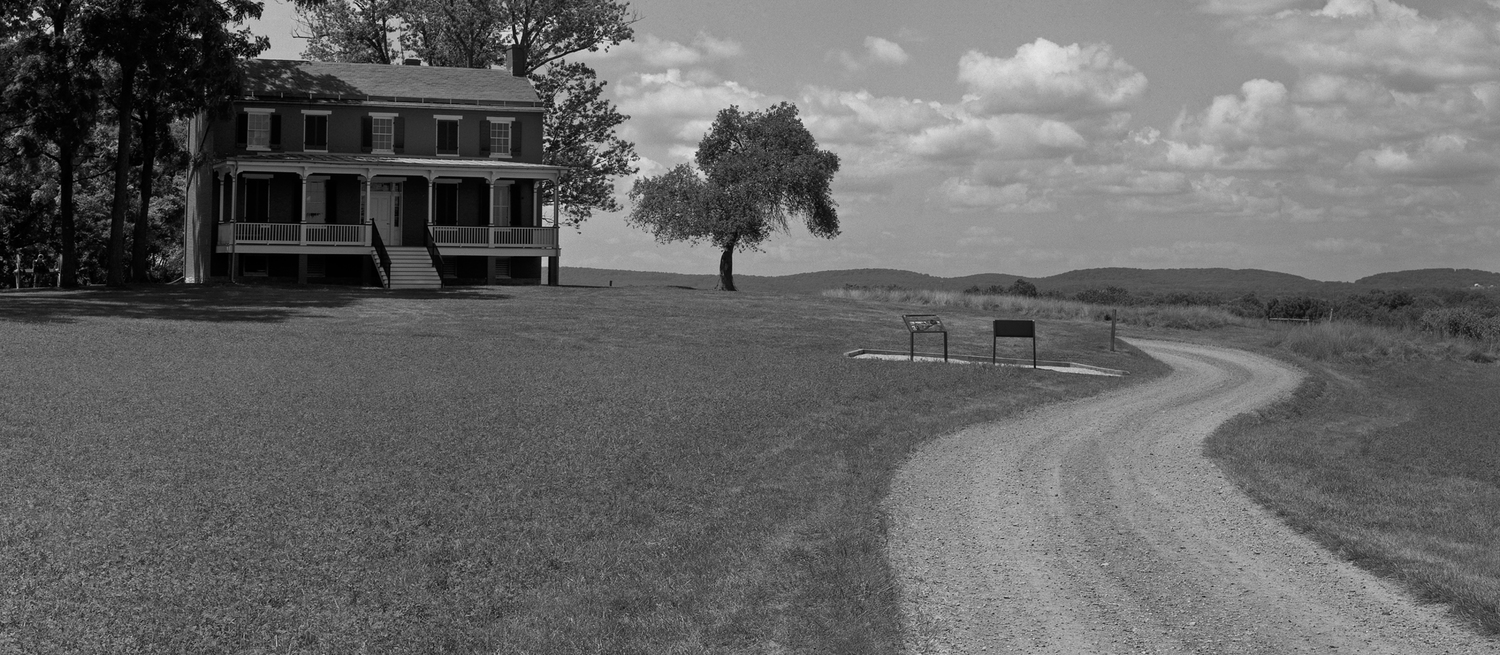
top-left (249, 0), bottom-right (1500, 282)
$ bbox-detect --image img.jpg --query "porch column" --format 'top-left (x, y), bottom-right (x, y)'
top-left (487, 177), bottom-right (496, 227)
top-left (228, 172), bottom-right (238, 282)
top-left (426, 175), bottom-right (436, 226)
top-left (361, 174), bottom-right (370, 224)
top-left (299, 173), bottom-right (308, 224)
top-left (550, 180), bottom-right (561, 286)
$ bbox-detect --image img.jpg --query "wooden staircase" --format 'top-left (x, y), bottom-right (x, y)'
top-left (374, 247), bottom-right (442, 289)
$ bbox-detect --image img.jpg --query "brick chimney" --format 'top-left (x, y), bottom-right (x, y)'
top-left (505, 44), bottom-right (527, 77)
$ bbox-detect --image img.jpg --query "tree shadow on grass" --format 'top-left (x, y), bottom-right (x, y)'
top-left (0, 285), bottom-right (510, 324)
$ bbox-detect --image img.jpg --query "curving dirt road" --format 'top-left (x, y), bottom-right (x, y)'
top-left (885, 339), bottom-right (1500, 654)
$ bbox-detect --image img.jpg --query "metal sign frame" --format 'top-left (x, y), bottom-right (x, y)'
top-left (901, 314), bottom-right (948, 362)
top-left (992, 319), bottom-right (1037, 368)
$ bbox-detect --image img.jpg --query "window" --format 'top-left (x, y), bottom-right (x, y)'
top-left (489, 121), bottom-right (510, 157)
top-left (304, 115), bottom-right (328, 151)
top-left (436, 118), bottom-right (460, 155)
top-left (435, 183), bottom-right (459, 224)
top-left (372, 117), bottom-right (394, 152)
top-left (247, 113), bottom-right (271, 150)
top-left (492, 183), bottom-right (511, 226)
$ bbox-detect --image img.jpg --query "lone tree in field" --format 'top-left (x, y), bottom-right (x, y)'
top-left (627, 102), bottom-right (839, 291)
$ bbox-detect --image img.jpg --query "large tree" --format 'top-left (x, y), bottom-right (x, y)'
top-left (298, 0), bottom-right (638, 227)
top-left (88, 0), bottom-right (265, 285)
top-left (1, 0), bottom-right (102, 287)
top-left (626, 103), bottom-right (839, 292)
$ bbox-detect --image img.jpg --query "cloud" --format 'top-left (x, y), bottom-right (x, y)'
top-left (956, 38), bottom-right (1148, 116)
top-left (1197, 0), bottom-right (1311, 15)
top-left (1353, 132), bottom-right (1500, 182)
top-left (594, 32), bottom-right (744, 69)
top-left (911, 114), bottom-right (1087, 162)
top-left (938, 179), bottom-right (1056, 213)
top-left (864, 37), bottom-right (910, 66)
top-left (830, 36), bottom-right (912, 72)
top-left (614, 69), bottom-right (772, 155)
top-left (1234, 0), bottom-right (1500, 88)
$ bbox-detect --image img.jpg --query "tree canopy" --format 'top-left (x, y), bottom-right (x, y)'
top-left (626, 102), bottom-right (840, 291)
top-left (297, 0), bottom-right (638, 227)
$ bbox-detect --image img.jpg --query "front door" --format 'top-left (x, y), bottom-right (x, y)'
top-left (370, 185), bottom-right (402, 246)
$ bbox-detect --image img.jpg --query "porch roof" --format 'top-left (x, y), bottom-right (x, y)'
top-left (215, 152), bottom-right (566, 181)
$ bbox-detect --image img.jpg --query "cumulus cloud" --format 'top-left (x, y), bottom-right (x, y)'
top-left (830, 36), bottom-right (912, 71)
top-left (1353, 132), bottom-right (1500, 182)
top-left (1235, 0), bottom-right (1500, 88)
top-left (865, 37), bottom-right (910, 66)
top-left (956, 38), bottom-right (1147, 116)
top-left (614, 69), bottom-right (772, 151)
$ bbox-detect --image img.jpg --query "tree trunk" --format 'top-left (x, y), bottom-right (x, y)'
top-left (106, 61), bottom-right (136, 287)
top-left (59, 139), bottom-right (78, 288)
top-left (132, 101), bottom-right (157, 282)
top-left (718, 237), bottom-right (737, 291)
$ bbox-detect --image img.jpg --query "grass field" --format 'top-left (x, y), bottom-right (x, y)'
top-left (1205, 354), bottom-right (1500, 633)
top-left (0, 284), bottom-right (1163, 654)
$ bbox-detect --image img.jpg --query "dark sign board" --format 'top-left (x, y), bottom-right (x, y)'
top-left (992, 319), bottom-right (1035, 338)
top-left (901, 314), bottom-right (948, 361)
top-left (993, 319), bottom-right (1038, 368)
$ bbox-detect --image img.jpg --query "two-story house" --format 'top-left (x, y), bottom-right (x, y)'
top-left (182, 55), bottom-right (566, 289)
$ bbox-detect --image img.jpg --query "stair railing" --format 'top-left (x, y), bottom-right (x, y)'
top-left (423, 226), bottom-right (445, 284)
top-left (370, 222), bottom-right (392, 288)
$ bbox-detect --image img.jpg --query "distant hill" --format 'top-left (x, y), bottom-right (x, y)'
top-left (1354, 268), bottom-right (1500, 289)
top-left (561, 266), bottom-right (1499, 297)
top-left (561, 267), bottom-right (1018, 294)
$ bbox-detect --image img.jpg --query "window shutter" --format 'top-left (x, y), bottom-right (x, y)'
top-left (511, 121), bottom-right (521, 156)
top-left (235, 113), bottom-right (247, 147)
top-left (393, 116), bottom-right (405, 153)
top-left (269, 114), bottom-right (282, 149)
top-left (479, 120), bottom-right (490, 154)
top-left (361, 116), bottom-right (372, 153)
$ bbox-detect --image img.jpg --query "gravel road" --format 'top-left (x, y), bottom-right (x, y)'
top-left (885, 339), bottom-right (1500, 654)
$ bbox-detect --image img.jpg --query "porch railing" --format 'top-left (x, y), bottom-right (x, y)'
top-left (428, 226), bottom-right (559, 249)
top-left (219, 222), bottom-right (370, 247)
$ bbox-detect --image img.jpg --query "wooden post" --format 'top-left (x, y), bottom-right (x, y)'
top-left (13, 254), bottom-right (18, 289)
top-left (1110, 310), bottom-right (1117, 352)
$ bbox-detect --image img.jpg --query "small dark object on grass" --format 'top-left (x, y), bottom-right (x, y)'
top-left (1465, 350), bottom-right (1495, 364)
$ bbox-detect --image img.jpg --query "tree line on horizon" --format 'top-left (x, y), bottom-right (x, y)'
top-left (0, 0), bottom-right (642, 288)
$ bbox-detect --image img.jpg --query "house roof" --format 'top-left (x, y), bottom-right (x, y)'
top-left (241, 59), bottom-right (542, 107)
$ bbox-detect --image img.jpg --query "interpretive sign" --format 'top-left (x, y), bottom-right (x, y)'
top-left (993, 319), bottom-right (1038, 368)
top-left (901, 314), bottom-right (948, 362)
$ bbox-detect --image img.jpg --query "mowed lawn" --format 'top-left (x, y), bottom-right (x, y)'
top-left (1203, 330), bottom-right (1500, 635)
top-left (0, 284), bottom-right (1161, 654)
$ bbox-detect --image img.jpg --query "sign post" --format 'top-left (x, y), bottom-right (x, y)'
top-left (993, 319), bottom-right (1037, 368)
top-left (901, 314), bottom-right (948, 362)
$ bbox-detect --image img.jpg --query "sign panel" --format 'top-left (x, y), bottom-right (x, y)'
top-left (993, 319), bottom-right (1035, 338)
top-left (901, 314), bottom-right (948, 361)
top-left (903, 314), bottom-right (946, 333)
top-left (992, 319), bottom-right (1038, 368)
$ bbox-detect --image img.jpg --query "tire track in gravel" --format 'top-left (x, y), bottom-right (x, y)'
top-left (885, 339), bottom-right (1500, 654)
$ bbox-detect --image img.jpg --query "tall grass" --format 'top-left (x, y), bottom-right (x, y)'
top-left (1264, 320), bottom-right (1500, 363)
top-left (822, 286), bottom-right (1249, 330)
